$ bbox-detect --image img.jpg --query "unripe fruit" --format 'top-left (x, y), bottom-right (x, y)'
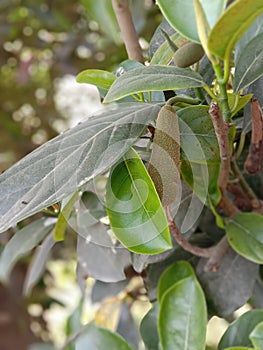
top-left (148, 105), bottom-right (180, 206)
top-left (173, 42), bottom-right (205, 68)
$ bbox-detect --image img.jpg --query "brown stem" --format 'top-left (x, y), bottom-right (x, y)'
top-left (209, 102), bottom-right (231, 194)
top-left (166, 207), bottom-right (230, 271)
top-left (112, 0), bottom-right (144, 63)
top-left (209, 102), bottom-right (240, 217)
top-left (166, 207), bottom-right (211, 258)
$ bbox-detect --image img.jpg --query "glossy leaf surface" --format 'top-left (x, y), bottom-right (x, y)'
top-left (218, 310), bottom-right (263, 349)
top-left (76, 69), bottom-right (116, 90)
top-left (140, 303), bottom-right (159, 350)
top-left (157, 0), bottom-right (226, 43)
top-left (208, 0), bottom-right (263, 59)
top-left (158, 261), bottom-right (194, 302)
top-left (249, 321), bottom-right (263, 349)
top-left (226, 213), bottom-right (263, 264)
top-left (106, 148), bottom-right (172, 254)
top-left (158, 275), bottom-right (207, 350)
top-left (104, 66), bottom-right (205, 103)
top-left (0, 103), bottom-right (161, 233)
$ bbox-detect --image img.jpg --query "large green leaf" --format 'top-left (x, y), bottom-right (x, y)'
top-left (106, 148), bottom-right (172, 254)
top-left (75, 323), bottom-right (133, 350)
top-left (226, 213), bottom-right (263, 264)
top-left (234, 33), bottom-right (263, 92)
top-left (104, 66), bottom-right (205, 103)
top-left (178, 106), bottom-right (221, 205)
top-left (249, 321), bottom-right (263, 349)
top-left (158, 261), bottom-right (194, 302)
top-left (156, 0), bottom-right (226, 43)
top-left (158, 275), bottom-right (207, 350)
top-left (76, 69), bottom-right (116, 90)
top-left (218, 310), bottom-right (263, 349)
top-left (208, 0), bottom-right (263, 59)
top-left (0, 103), bottom-right (161, 233)
top-left (0, 218), bottom-right (56, 282)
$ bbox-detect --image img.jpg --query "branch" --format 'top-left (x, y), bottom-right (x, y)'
top-left (209, 102), bottom-right (239, 216)
top-left (112, 0), bottom-right (144, 63)
top-left (166, 207), bottom-right (230, 271)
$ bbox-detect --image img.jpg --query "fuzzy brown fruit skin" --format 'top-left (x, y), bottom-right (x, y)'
top-left (173, 42), bottom-right (205, 68)
top-left (148, 105), bottom-right (180, 206)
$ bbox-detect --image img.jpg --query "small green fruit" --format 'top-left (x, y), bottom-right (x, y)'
top-left (173, 42), bottom-right (205, 68)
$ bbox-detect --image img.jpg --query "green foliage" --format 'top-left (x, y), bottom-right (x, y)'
top-left (106, 148), bottom-right (172, 254)
top-left (1, 0), bottom-right (263, 349)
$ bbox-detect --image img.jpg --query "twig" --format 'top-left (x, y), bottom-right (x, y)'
top-left (112, 0), bottom-right (144, 63)
top-left (166, 206), bottom-right (211, 258)
top-left (232, 159), bottom-right (261, 209)
top-left (209, 102), bottom-right (231, 193)
top-left (166, 207), bottom-right (230, 271)
top-left (209, 102), bottom-right (240, 216)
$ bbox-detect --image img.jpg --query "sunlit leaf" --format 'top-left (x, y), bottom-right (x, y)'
top-left (0, 103), bottom-right (161, 233)
top-left (218, 310), bottom-right (263, 349)
top-left (234, 33), bottom-right (263, 92)
top-left (156, 0), bottom-right (226, 43)
top-left (106, 148), bottom-right (172, 254)
top-left (104, 66), bottom-right (205, 103)
top-left (208, 0), bottom-right (263, 59)
top-left (0, 218), bottom-right (56, 282)
top-left (226, 213), bottom-right (263, 264)
top-left (76, 69), bottom-right (116, 90)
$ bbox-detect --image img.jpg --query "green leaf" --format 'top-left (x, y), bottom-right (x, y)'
top-left (234, 33), bottom-right (263, 92)
top-left (106, 148), bottom-right (172, 254)
top-left (194, 0), bottom-right (212, 60)
top-left (75, 323), bottom-right (134, 350)
top-left (53, 191), bottom-right (79, 242)
top-left (156, 0), bottom-right (226, 43)
top-left (150, 32), bottom-right (185, 65)
top-left (158, 261), bottom-right (194, 302)
top-left (0, 103), bottom-right (161, 233)
top-left (226, 212), bottom-right (263, 264)
top-left (158, 276), bottom-right (207, 350)
top-left (228, 93), bottom-right (253, 117)
top-left (80, 0), bottom-right (120, 43)
top-left (250, 321), bottom-right (263, 349)
top-left (104, 66), bottom-right (205, 103)
top-left (140, 303), bottom-right (159, 350)
top-left (23, 232), bottom-right (56, 296)
top-left (218, 310), bottom-right (263, 349)
top-left (76, 69), bottom-right (116, 90)
top-left (178, 106), bottom-right (221, 205)
top-left (0, 218), bottom-right (56, 283)
top-left (208, 0), bottom-right (263, 59)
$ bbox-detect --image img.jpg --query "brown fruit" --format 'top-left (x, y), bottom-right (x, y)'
top-left (148, 105), bottom-right (180, 206)
top-left (173, 42), bottom-right (205, 68)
